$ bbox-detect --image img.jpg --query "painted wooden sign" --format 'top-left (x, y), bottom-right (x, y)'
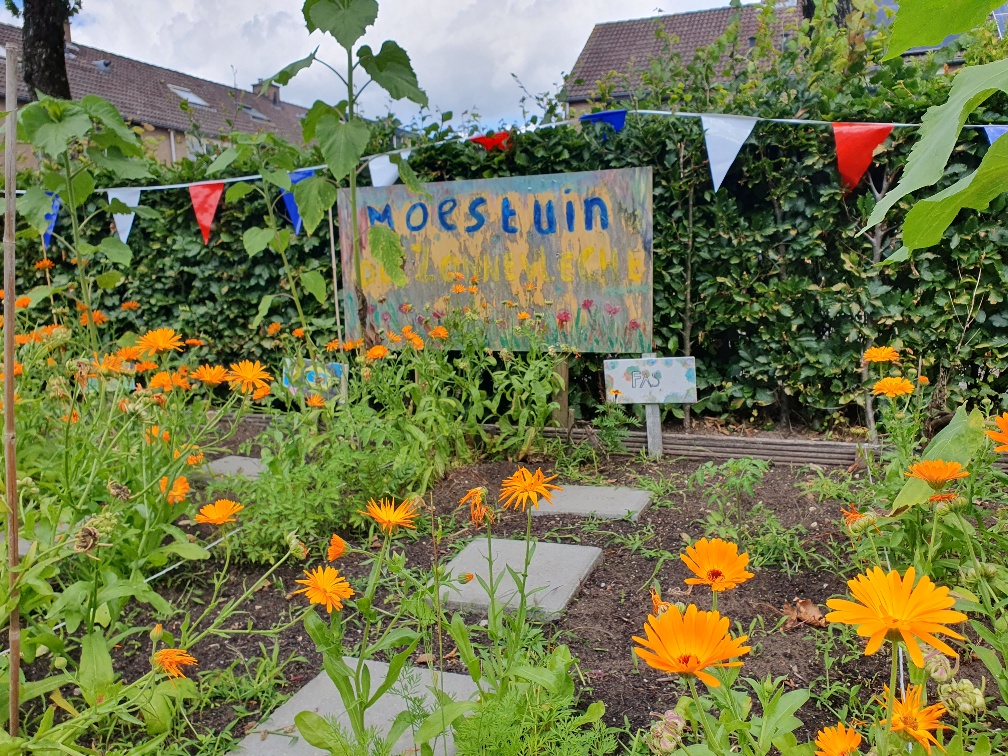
top-left (604, 357), bottom-right (697, 404)
top-left (337, 168), bottom-right (653, 353)
top-left (282, 358), bottom-right (345, 399)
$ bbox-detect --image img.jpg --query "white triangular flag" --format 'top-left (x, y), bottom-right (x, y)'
top-left (107, 188), bottom-right (142, 243)
top-left (367, 149), bottom-right (411, 188)
top-left (701, 115), bottom-right (758, 192)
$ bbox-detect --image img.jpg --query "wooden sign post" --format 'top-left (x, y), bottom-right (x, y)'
top-left (604, 356), bottom-right (697, 459)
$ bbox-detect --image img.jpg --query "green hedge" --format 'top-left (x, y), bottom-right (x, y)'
top-left (16, 3), bottom-right (1008, 426)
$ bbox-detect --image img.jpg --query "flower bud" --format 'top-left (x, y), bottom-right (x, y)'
top-left (939, 678), bottom-right (986, 717)
top-left (53, 656), bottom-right (67, 670)
top-left (849, 511), bottom-right (879, 536)
top-left (286, 531), bottom-right (309, 560)
top-left (150, 623), bottom-right (163, 642)
top-left (646, 710), bottom-right (686, 755)
top-left (922, 645), bottom-right (956, 683)
top-left (460, 572), bottom-right (474, 584)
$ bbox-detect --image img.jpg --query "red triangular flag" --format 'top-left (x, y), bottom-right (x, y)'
top-left (470, 131), bottom-right (510, 152)
top-left (832, 123), bottom-right (893, 192)
top-left (189, 182), bottom-right (225, 244)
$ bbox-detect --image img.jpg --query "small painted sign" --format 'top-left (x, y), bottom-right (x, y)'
top-left (603, 357), bottom-right (696, 404)
top-left (282, 358), bottom-right (346, 399)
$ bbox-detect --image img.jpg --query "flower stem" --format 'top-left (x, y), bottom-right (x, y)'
top-left (687, 677), bottom-right (719, 754)
top-left (711, 590), bottom-right (717, 613)
top-left (880, 644), bottom-right (899, 756)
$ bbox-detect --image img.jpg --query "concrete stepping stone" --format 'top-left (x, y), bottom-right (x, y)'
top-left (0, 534), bottom-right (32, 558)
top-left (205, 455), bottom-right (263, 480)
top-left (532, 484), bottom-right (651, 521)
top-left (232, 656), bottom-right (477, 756)
top-left (443, 538), bottom-right (603, 620)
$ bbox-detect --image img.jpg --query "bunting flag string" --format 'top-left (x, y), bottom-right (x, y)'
top-left (281, 168), bottom-right (316, 235)
top-left (367, 150), bottom-right (411, 188)
top-left (701, 114), bottom-right (758, 192)
top-left (106, 187), bottom-right (141, 244)
top-left (16, 108), bottom-right (1007, 250)
top-left (188, 182), bottom-right (224, 245)
top-left (832, 122), bottom-right (894, 191)
top-left (42, 192), bottom-right (60, 251)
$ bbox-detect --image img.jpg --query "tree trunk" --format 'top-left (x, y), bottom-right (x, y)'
top-left (802, 0), bottom-right (855, 27)
top-left (22, 0), bottom-right (71, 100)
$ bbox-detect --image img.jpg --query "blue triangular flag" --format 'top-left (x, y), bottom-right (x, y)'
top-left (43, 192), bottom-right (61, 250)
top-left (983, 125), bottom-right (1008, 145)
top-left (579, 109), bottom-right (627, 133)
top-left (282, 168), bottom-right (316, 235)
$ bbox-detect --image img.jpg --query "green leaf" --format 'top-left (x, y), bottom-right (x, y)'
top-left (80, 94), bottom-right (140, 146)
top-left (251, 294), bottom-right (275, 329)
top-left (901, 134), bottom-right (1008, 252)
top-left (243, 226), bottom-right (275, 257)
top-left (890, 407), bottom-right (987, 516)
top-left (391, 155), bottom-right (432, 200)
top-left (369, 224), bottom-right (408, 287)
top-left (262, 169), bottom-right (292, 191)
top-left (17, 186), bottom-right (57, 237)
top-left (19, 100), bottom-right (91, 157)
top-left (157, 541), bottom-right (211, 561)
top-left (206, 146), bottom-right (240, 176)
top-left (866, 57), bottom-right (1008, 229)
top-left (508, 665), bottom-right (561, 693)
top-left (308, 0), bottom-right (379, 50)
top-left (366, 635), bottom-right (420, 708)
top-left (414, 701), bottom-right (475, 745)
top-left (357, 41), bottom-right (428, 106)
top-left (87, 146), bottom-right (151, 180)
top-left (99, 236), bottom-right (133, 266)
top-left (292, 175), bottom-right (337, 235)
top-left (95, 271), bottom-right (122, 290)
top-left (78, 631), bottom-right (115, 707)
top-left (294, 710), bottom-right (341, 749)
top-left (67, 168), bottom-right (95, 211)
top-left (885, 0), bottom-right (1004, 59)
top-left (261, 47), bottom-right (318, 87)
top-left (316, 116), bottom-right (371, 182)
top-left (225, 181), bottom-right (255, 203)
top-left (301, 100), bottom-right (342, 143)
top-left (301, 269), bottom-right (328, 304)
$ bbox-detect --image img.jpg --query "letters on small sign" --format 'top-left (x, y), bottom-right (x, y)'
top-left (603, 357), bottom-right (697, 405)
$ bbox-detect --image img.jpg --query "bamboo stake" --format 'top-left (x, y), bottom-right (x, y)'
top-left (3, 42), bottom-right (20, 737)
top-left (327, 207), bottom-right (344, 345)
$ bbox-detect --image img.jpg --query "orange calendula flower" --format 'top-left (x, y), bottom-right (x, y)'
top-left (187, 451), bottom-right (204, 465)
top-left (293, 565), bottom-right (354, 613)
top-left (885, 684), bottom-right (948, 754)
top-left (341, 338), bottom-right (363, 351)
top-left (460, 572), bottom-right (474, 584)
top-left (134, 360), bottom-right (158, 373)
top-left (61, 409), bottom-right (80, 424)
top-left (91, 353), bottom-right (125, 375)
top-left (681, 538), bottom-right (754, 592)
top-left (267, 321), bottom-right (282, 336)
top-left (467, 285), bottom-right (478, 294)
top-left (904, 459), bottom-right (969, 491)
top-left (305, 393), bottom-right (325, 408)
top-left (459, 486), bottom-right (494, 527)
top-left (252, 385), bottom-right (271, 401)
top-left (325, 338), bottom-right (341, 352)
top-left (116, 346), bottom-right (143, 362)
top-left (985, 412), bottom-right (1008, 452)
top-left (194, 499), bottom-right (243, 525)
top-left (825, 566), bottom-right (967, 668)
top-left (171, 371), bottom-right (191, 391)
top-left (137, 327), bottom-right (183, 355)
top-left (409, 335), bottom-right (424, 351)
top-left (327, 534), bottom-right (347, 562)
top-left (873, 377), bottom-right (914, 398)
top-left (366, 345), bottom-right (389, 361)
top-left (918, 375), bottom-right (929, 386)
top-left (292, 327), bottom-right (304, 338)
top-left (498, 467), bottom-right (561, 511)
top-left (451, 272), bottom-right (465, 282)
top-left (840, 504), bottom-right (865, 528)
top-left (632, 604), bottom-right (750, 687)
top-left (185, 338), bottom-right (205, 347)
top-left (813, 722), bottom-right (862, 756)
top-left (227, 360), bottom-right (272, 394)
top-left (80, 309), bottom-right (108, 326)
top-left (120, 301), bottom-right (140, 311)
top-left (863, 345), bottom-right (899, 364)
top-left (358, 497), bottom-right (419, 534)
top-left (152, 648), bottom-right (197, 679)
top-left (430, 325), bottom-right (448, 340)
top-left (145, 425), bottom-right (170, 444)
top-left (387, 333), bottom-right (403, 344)
top-left (15, 296), bottom-right (31, 309)
top-left (451, 284), bottom-right (467, 294)
top-left (191, 364), bottom-right (227, 386)
top-left (160, 476), bottom-right (190, 505)
top-left (651, 587), bottom-right (672, 617)
top-left (517, 311), bottom-right (531, 321)
top-left (35, 258), bottom-right (55, 271)
top-left (148, 371), bottom-right (174, 392)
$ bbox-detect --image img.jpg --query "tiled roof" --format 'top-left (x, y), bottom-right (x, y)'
top-left (564, 4), bottom-right (799, 103)
top-left (0, 22), bottom-right (307, 143)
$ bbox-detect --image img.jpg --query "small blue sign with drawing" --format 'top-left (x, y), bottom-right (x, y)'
top-left (603, 357), bottom-right (696, 404)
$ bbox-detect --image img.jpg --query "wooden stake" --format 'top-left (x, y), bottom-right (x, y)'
top-left (4, 42), bottom-right (20, 737)
top-left (644, 352), bottom-right (662, 459)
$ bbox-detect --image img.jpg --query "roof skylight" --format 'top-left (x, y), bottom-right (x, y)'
top-left (241, 104), bottom-right (271, 122)
top-left (168, 84), bottom-right (210, 108)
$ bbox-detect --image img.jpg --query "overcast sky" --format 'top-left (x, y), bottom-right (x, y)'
top-left (1, 0), bottom-right (729, 128)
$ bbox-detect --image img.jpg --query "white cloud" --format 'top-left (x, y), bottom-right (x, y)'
top-left (0, 0), bottom-right (727, 126)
